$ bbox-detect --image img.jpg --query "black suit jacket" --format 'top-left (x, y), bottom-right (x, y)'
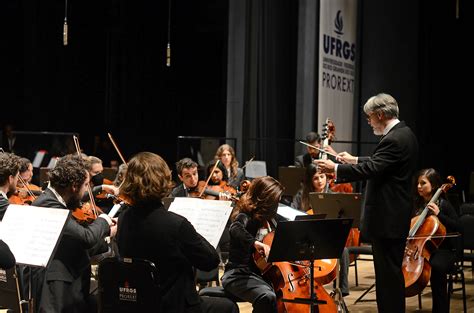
top-left (337, 121), bottom-right (418, 239)
top-left (170, 184), bottom-right (187, 197)
top-left (31, 189), bottom-right (110, 312)
top-left (0, 195), bottom-right (9, 221)
top-left (294, 153), bottom-right (313, 168)
top-left (0, 240), bottom-right (15, 269)
top-left (117, 203), bottom-right (219, 313)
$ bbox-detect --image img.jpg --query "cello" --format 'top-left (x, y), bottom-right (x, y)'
top-left (253, 228), bottom-right (337, 313)
top-left (402, 176), bottom-right (455, 297)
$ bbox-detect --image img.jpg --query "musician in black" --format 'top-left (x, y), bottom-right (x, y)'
top-left (221, 176), bottom-right (284, 313)
top-left (412, 168), bottom-right (460, 313)
top-left (0, 240), bottom-right (15, 269)
top-left (171, 158), bottom-right (199, 197)
top-left (116, 152), bottom-right (238, 313)
top-left (0, 152), bottom-right (20, 220)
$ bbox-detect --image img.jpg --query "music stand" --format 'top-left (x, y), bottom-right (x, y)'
top-left (268, 218), bottom-right (352, 313)
top-left (309, 192), bottom-right (362, 228)
top-left (278, 167), bottom-right (305, 197)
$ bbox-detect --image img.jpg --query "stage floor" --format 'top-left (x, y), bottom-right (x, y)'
top-left (234, 255), bottom-right (473, 312)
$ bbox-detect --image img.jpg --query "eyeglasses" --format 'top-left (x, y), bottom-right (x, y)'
top-left (366, 111), bottom-right (377, 121)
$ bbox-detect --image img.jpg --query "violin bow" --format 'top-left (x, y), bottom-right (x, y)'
top-left (198, 160), bottom-right (221, 198)
top-left (73, 135), bottom-right (99, 217)
top-left (0, 148), bottom-right (36, 200)
top-left (107, 133), bottom-right (128, 190)
top-left (241, 156), bottom-right (255, 170)
top-left (107, 132), bottom-right (128, 165)
top-left (407, 232), bottom-right (461, 240)
top-left (298, 141), bottom-right (338, 158)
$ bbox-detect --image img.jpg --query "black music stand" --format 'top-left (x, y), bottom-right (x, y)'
top-left (309, 192), bottom-right (362, 228)
top-left (267, 218), bottom-right (352, 313)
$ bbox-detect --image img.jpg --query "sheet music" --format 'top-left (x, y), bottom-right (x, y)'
top-left (0, 204), bottom-right (69, 267)
top-left (168, 198), bottom-right (232, 248)
top-left (108, 203), bottom-right (122, 218)
top-left (32, 150), bottom-right (46, 168)
top-left (277, 203), bottom-right (307, 221)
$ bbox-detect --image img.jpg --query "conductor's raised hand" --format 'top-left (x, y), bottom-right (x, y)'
top-left (336, 151), bottom-right (357, 164)
top-left (314, 159), bottom-right (336, 174)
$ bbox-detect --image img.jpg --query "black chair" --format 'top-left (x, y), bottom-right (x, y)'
top-left (459, 212), bottom-right (474, 272)
top-left (347, 244), bottom-right (372, 287)
top-left (447, 233), bottom-right (467, 313)
top-left (97, 257), bottom-right (160, 313)
top-left (199, 286), bottom-right (243, 304)
top-left (347, 243), bottom-right (377, 304)
top-left (196, 267), bottom-right (220, 290)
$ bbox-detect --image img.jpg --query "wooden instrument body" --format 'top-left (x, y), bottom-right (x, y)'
top-left (254, 232), bottom-right (337, 312)
top-left (402, 214), bottom-right (446, 297)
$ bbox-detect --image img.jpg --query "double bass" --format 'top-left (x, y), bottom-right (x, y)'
top-left (402, 176), bottom-right (455, 297)
top-left (320, 119), bottom-right (352, 194)
top-left (320, 118), bottom-right (359, 263)
top-left (253, 227), bottom-right (337, 313)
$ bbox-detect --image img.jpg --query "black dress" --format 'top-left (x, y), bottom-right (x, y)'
top-left (221, 212), bottom-right (278, 313)
top-left (427, 198), bottom-right (461, 313)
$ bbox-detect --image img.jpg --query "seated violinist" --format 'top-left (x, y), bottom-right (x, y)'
top-left (82, 155), bottom-right (119, 211)
top-left (0, 152), bottom-right (20, 220)
top-left (203, 159), bottom-right (236, 200)
top-left (170, 157), bottom-right (200, 197)
top-left (30, 154), bottom-right (116, 313)
top-left (215, 144), bottom-right (245, 190)
top-left (9, 157), bottom-right (42, 205)
top-left (113, 163), bottom-right (127, 187)
top-left (291, 163), bottom-right (351, 297)
top-left (221, 176), bottom-right (284, 313)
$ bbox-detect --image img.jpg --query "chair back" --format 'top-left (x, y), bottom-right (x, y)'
top-left (98, 257), bottom-right (160, 313)
top-left (460, 214), bottom-right (474, 250)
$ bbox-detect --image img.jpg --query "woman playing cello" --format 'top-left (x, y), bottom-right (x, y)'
top-left (291, 163), bottom-right (351, 297)
top-left (221, 176), bottom-right (283, 313)
top-left (409, 168), bottom-right (460, 313)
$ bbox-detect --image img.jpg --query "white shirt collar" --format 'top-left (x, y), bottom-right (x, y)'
top-left (47, 186), bottom-right (68, 208)
top-left (0, 191), bottom-right (7, 200)
top-left (383, 119), bottom-right (400, 135)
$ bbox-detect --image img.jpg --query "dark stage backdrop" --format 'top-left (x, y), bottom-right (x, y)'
top-left (1, 0), bottom-right (229, 166)
top-left (1, 0), bottom-right (472, 194)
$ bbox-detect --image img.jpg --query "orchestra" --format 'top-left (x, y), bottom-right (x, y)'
top-left (0, 95), bottom-right (469, 313)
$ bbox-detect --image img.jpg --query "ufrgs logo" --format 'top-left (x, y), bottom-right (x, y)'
top-left (321, 9), bottom-right (356, 93)
top-left (119, 280), bottom-right (137, 302)
top-left (334, 10), bottom-right (343, 35)
top-left (322, 10), bottom-right (356, 61)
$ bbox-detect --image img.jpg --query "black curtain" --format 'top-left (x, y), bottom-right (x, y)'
top-left (242, 0), bottom-right (298, 177)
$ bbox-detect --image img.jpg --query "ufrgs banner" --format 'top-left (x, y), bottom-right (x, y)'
top-left (317, 0), bottom-right (357, 152)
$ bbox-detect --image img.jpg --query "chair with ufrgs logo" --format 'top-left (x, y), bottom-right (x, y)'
top-left (98, 257), bottom-right (160, 313)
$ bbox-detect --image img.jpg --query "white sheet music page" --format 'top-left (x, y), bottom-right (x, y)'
top-left (0, 204), bottom-right (69, 267)
top-left (168, 197), bottom-right (232, 248)
top-left (277, 203), bottom-right (307, 221)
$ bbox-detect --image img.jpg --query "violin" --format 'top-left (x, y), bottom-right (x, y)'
top-left (402, 176), bottom-right (455, 297)
top-left (96, 178), bottom-right (116, 199)
top-left (72, 202), bottom-right (103, 225)
top-left (253, 229), bottom-right (337, 313)
top-left (189, 181), bottom-right (238, 200)
top-left (9, 185), bottom-right (41, 205)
